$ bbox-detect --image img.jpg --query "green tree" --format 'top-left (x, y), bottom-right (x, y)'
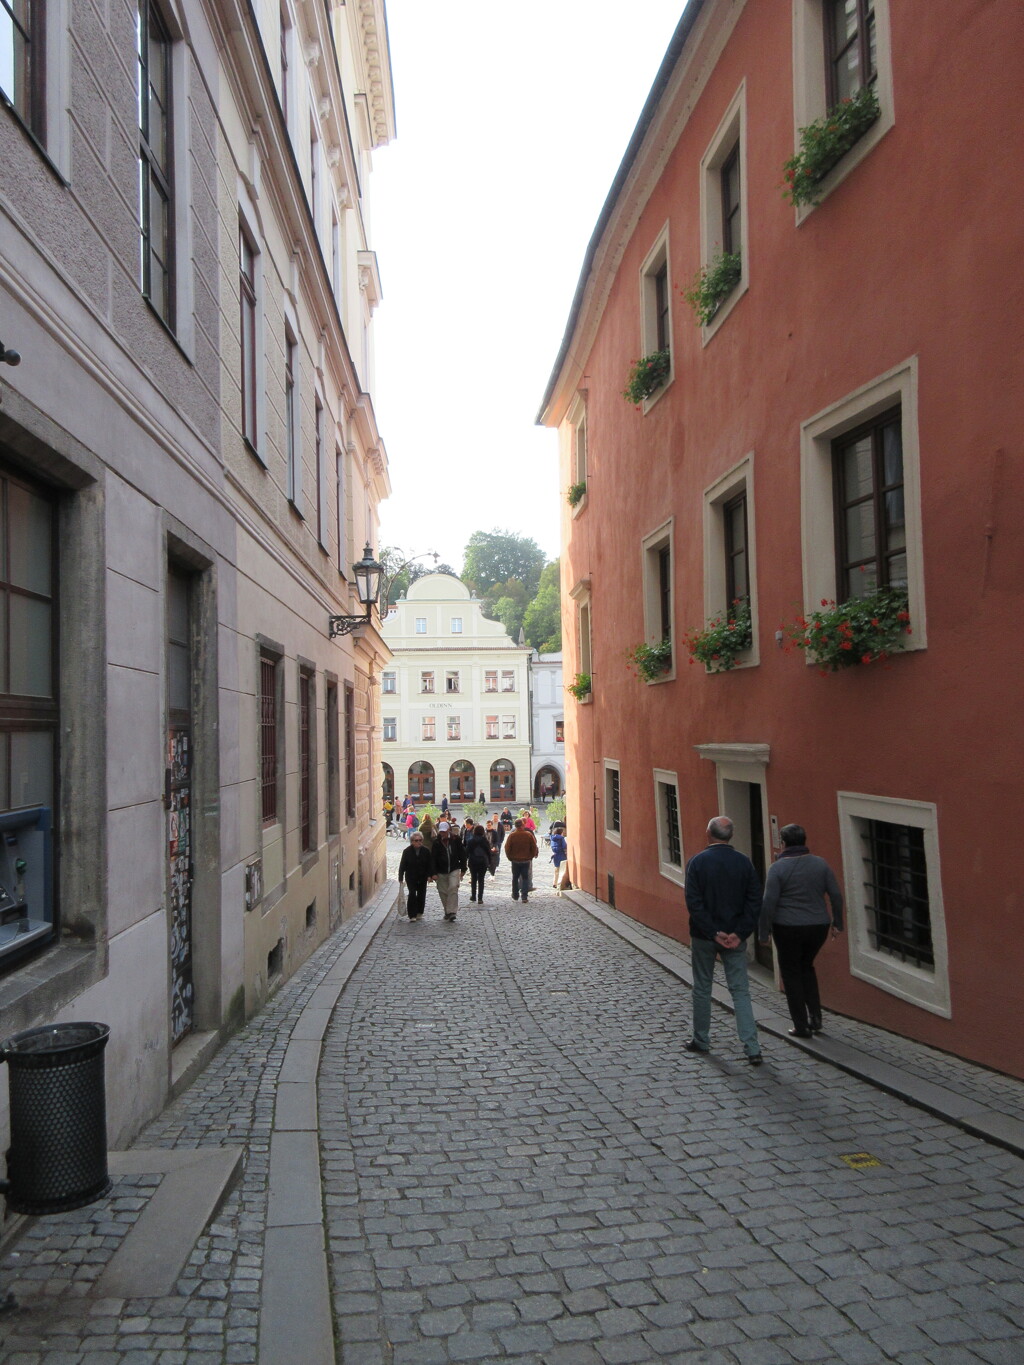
top-left (522, 559), bottom-right (561, 653)
top-left (380, 547), bottom-right (454, 604)
top-left (462, 530), bottom-right (546, 599)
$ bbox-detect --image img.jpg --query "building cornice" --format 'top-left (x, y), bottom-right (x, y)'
top-left (356, 0), bottom-right (397, 147)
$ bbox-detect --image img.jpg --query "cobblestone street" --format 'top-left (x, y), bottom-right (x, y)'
top-left (2, 846), bottom-right (1023, 1364)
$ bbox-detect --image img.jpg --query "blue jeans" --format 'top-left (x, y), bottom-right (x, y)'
top-left (690, 937), bottom-right (760, 1056)
top-left (511, 862), bottom-right (531, 900)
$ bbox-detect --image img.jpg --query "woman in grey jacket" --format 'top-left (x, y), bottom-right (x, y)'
top-left (758, 824), bottom-right (844, 1037)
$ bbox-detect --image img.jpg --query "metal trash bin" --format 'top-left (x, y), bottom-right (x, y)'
top-left (1, 1022), bottom-right (111, 1215)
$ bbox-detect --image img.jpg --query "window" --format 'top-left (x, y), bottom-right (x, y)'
top-left (336, 445), bottom-right (347, 573)
top-left (791, 0), bottom-right (893, 209)
top-left (484, 670), bottom-right (498, 692)
top-left (653, 770), bottom-right (684, 885)
top-left (240, 225), bottom-right (259, 450)
top-left (382, 671), bottom-right (396, 694)
top-left (309, 113), bottom-right (320, 235)
top-left (285, 333), bottom-right (298, 503)
top-left (451, 617), bottom-right (463, 634)
top-left (570, 578), bottom-right (592, 695)
top-left (344, 682), bottom-right (355, 822)
top-left (485, 715), bottom-right (498, 740)
top-left (568, 391), bottom-right (588, 511)
top-left (445, 670), bottom-right (460, 694)
top-left (314, 397), bottom-right (325, 546)
top-left (420, 670), bottom-right (434, 693)
top-left (639, 228), bottom-right (672, 404)
top-left (832, 408), bottom-right (906, 600)
top-left (501, 670), bottom-right (516, 692)
top-left (604, 761), bottom-right (621, 845)
top-left (1, 0), bottom-right (45, 141)
top-left (502, 715), bottom-right (516, 740)
top-left (138, 2), bottom-right (174, 326)
top-left (260, 653), bottom-right (279, 824)
top-left (555, 720), bottom-right (564, 743)
top-left (697, 84), bottom-right (748, 338)
top-left (299, 668), bottom-right (313, 852)
top-left (422, 716), bottom-right (435, 742)
top-left (801, 359), bottom-right (925, 648)
top-left (825, 0), bottom-right (876, 105)
top-left (331, 210), bottom-right (341, 300)
top-left (640, 521), bottom-right (674, 679)
top-left (415, 617), bottom-right (426, 635)
top-left (704, 456), bottom-right (759, 668)
top-left (838, 791), bottom-right (948, 1015)
top-left (383, 716), bottom-right (396, 742)
top-left (446, 716), bottom-right (461, 741)
top-left (278, 2), bottom-right (291, 125)
top-left (325, 679), bottom-right (340, 836)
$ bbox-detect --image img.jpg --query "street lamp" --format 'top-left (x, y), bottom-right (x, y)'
top-left (328, 543), bottom-right (384, 637)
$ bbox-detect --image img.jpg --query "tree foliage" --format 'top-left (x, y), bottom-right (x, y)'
top-left (522, 559), bottom-right (561, 653)
top-left (462, 530), bottom-right (546, 599)
top-left (380, 547), bottom-right (455, 604)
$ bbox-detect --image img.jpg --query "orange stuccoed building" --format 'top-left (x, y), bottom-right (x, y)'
top-left (538, 0), bottom-right (1024, 1079)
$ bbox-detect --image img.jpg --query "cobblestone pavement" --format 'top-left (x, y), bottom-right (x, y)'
top-left (2, 842), bottom-right (1023, 1365)
top-left (321, 849), bottom-right (1024, 1365)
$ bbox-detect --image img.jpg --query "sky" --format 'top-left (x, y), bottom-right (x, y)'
top-left (371, 1), bottom-right (689, 576)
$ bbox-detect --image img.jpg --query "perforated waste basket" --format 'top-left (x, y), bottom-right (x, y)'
top-left (1, 1022), bottom-right (111, 1214)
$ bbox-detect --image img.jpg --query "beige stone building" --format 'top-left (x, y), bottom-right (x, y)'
top-left (0, 0), bottom-right (394, 1157)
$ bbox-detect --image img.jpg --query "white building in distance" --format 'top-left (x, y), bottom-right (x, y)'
top-left (529, 652), bottom-right (564, 802)
top-left (381, 576), bottom-right (531, 809)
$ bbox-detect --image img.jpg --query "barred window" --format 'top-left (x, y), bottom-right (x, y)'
top-left (260, 655), bottom-right (278, 823)
top-left (299, 669), bottom-right (313, 851)
top-left (861, 818), bottom-right (932, 968)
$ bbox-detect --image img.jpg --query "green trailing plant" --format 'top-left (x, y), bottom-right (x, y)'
top-left (546, 796), bottom-right (567, 824)
top-left (683, 598), bottom-right (752, 673)
top-left (683, 250), bottom-right (742, 326)
top-left (782, 84), bottom-right (880, 206)
top-left (567, 672), bottom-right (592, 701)
top-left (622, 349), bottom-right (671, 405)
top-left (785, 586), bottom-right (910, 673)
top-left (567, 480), bottom-right (587, 507)
top-left (627, 637), bottom-right (673, 681)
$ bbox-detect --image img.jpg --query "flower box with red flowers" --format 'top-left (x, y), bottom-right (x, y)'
top-left (785, 587), bottom-right (911, 673)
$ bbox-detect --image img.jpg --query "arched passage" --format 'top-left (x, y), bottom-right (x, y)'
top-left (381, 763), bottom-right (394, 801)
top-left (490, 759), bottom-right (515, 803)
top-left (534, 766), bottom-right (562, 801)
top-left (408, 761), bottom-right (434, 803)
top-left (449, 760), bottom-right (475, 803)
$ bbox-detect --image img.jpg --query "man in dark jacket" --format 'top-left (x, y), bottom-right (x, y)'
top-left (431, 822), bottom-right (467, 921)
top-left (397, 832), bottom-right (433, 920)
top-left (684, 816), bottom-right (763, 1065)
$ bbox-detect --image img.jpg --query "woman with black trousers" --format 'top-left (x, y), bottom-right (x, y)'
top-left (466, 827), bottom-right (492, 904)
top-left (758, 823), bottom-right (844, 1037)
top-left (397, 832), bottom-right (433, 920)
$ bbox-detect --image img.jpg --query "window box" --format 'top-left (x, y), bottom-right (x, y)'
top-left (627, 638), bottom-right (672, 682)
top-left (782, 85), bottom-right (880, 207)
top-left (567, 480), bottom-right (587, 508)
top-left (622, 350), bottom-right (671, 406)
top-left (682, 598), bottom-right (752, 673)
top-left (683, 251), bottom-right (742, 327)
top-left (567, 672), bottom-right (592, 702)
top-left (785, 587), bottom-right (910, 672)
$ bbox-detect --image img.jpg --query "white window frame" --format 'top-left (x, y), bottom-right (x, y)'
top-left (569, 578), bottom-right (592, 702)
top-left (554, 719), bottom-right (564, 744)
top-left (485, 714), bottom-right (499, 740)
top-left (637, 224), bottom-right (673, 412)
top-left (697, 82), bottom-right (749, 342)
top-left (445, 670), bottom-right (460, 694)
top-left (837, 791), bottom-right (950, 1017)
top-left (381, 670), bottom-right (396, 694)
top-left (421, 716), bottom-right (435, 742)
top-left (703, 454), bottom-right (759, 669)
top-left (451, 617), bottom-right (463, 634)
top-left (800, 357), bottom-right (926, 651)
top-left (653, 768), bottom-right (685, 886)
top-left (640, 519), bottom-right (675, 682)
top-left (238, 189), bottom-right (267, 460)
top-left (501, 715), bottom-right (516, 740)
top-left (283, 314), bottom-right (303, 513)
top-left (446, 716), bottom-right (461, 741)
top-left (567, 391), bottom-right (588, 516)
top-left (603, 759), bottom-right (621, 847)
top-left (791, 0), bottom-right (895, 220)
top-left (382, 716), bottom-right (396, 742)
top-left (420, 670), bottom-right (434, 692)
top-left (484, 670), bottom-right (498, 693)
top-left (415, 617), bottom-right (427, 635)
top-left (501, 670), bottom-right (516, 692)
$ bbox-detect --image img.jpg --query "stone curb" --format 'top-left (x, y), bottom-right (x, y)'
top-left (564, 887), bottom-right (1024, 1161)
top-left (258, 879), bottom-right (399, 1365)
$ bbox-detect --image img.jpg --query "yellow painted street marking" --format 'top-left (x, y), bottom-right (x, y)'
top-left (840, 1152), bottom-right (882, 1169)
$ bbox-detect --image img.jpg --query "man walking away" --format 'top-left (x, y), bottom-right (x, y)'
top-left (431, 822), bottom-right (466, 921)
top-left (504, 819), bottom-right (538, 904)
top-left (684, 816), bottom-right (764, 1065)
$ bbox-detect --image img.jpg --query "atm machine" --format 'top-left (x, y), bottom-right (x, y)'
top-left (0, 806), bottom-right (53, 964)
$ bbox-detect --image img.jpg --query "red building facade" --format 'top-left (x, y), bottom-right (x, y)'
top-left (540, 0), bottom-right (1024, 1078)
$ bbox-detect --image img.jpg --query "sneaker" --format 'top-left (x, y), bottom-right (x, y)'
top-left (747, 1053), bottom-right (764, 1067)
top-left (444, 913), bottom-right (456, 922)
top-left (684, 1040), bottom-right (709, 1054)
top-left (512, 895), bottom-right (519, 901)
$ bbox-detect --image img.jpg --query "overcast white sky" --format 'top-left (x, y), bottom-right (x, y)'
top-left (371, 1), bottom-right (688, 575)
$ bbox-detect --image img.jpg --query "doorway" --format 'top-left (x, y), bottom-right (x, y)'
top-left (720, 773), bottom-right (773, 969)
top-left (166, 569), bottom-right (195, 1045)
